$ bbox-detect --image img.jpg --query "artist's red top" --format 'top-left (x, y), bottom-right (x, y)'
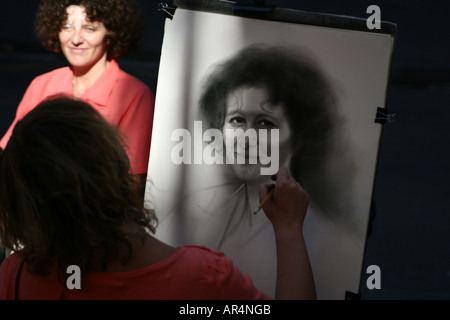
top-left (0, 60), bottom-right (154, 174)
top-left (0, 245), bottom-right (272, 300)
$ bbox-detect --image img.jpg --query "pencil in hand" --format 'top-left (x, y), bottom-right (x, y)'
top-left (253, 186), bottom-right (275, 215)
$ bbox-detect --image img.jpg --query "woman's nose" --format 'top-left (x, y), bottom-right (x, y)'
top-left (237, 128), bottom-right (258, 149)
top-left (71, 29), bottom-right (84, 45)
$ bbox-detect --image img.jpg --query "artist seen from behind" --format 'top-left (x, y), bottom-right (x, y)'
top-left (0, 97), bottom-right (315, 300)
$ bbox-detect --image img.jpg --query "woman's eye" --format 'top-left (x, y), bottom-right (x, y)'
top-left (62, 24), bottom-right (75, 30)
top-left (84, 26), bottom-right (96, 32)
top-left (257, 119), bottom-right (277, 129)
top-left (229, 117), bottom-right (245, 126)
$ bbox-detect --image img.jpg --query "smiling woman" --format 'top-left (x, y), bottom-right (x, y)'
top-left (0, 0), bottom-right (155, 183)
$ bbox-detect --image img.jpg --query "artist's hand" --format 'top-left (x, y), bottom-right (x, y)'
top-left (259, 166), bottom-right (309, 233)
top-left (259, 166), bottom-right (316, 300)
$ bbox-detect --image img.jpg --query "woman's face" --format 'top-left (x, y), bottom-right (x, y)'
top-left (59, 5), bottom-right (108, 70)
top-left (222, 85), bottom-right (292, 183)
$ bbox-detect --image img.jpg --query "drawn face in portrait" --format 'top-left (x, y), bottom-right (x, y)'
top-left (222, 85), bottom-right (292, 184)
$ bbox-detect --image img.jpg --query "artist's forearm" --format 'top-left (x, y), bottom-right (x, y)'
top-left (274, 230), bottom-right (316, 300)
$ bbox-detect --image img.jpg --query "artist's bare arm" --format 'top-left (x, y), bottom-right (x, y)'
top-left (260, 166), bottom-right (316, 300)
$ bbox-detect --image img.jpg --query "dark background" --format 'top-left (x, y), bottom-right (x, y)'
top-left (1, 0), bottom-right (449, 299)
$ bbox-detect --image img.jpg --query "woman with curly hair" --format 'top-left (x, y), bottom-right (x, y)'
top-left (0, 97), bottom-right (315, 300)
top-left (0, 0), bottom-right (154, 187)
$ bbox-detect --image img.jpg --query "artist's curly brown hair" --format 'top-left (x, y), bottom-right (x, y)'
top-left (35, 0), bottom-right (145, 60)
top-left (0, 97), bottom-right (157, 278)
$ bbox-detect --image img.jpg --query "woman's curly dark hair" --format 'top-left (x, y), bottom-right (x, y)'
top-left (35, 0), bottom-right (145, 60)
top-left (0, 96), bottom-right (157, 279)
